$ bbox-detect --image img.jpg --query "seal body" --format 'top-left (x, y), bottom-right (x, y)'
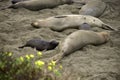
top-left (19, 39), bottom-right (59, 51)
top-left (79, 0), bottom-right (106, 17)
top-left (61, 30), bottom-right (109, 56)
top-left (8, 0), bottom-right (73, 10)
top-left (51, 30), bottom-right (110, 62)
top-left (31, 14), bottom-right (115, 31)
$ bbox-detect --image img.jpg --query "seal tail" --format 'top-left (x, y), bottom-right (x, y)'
top-left (102, 24), bottom-right (117, 31)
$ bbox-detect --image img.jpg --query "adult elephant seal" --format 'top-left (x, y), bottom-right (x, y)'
top-left (1, 0), bottom-right (73, 11)
top-left (19, 39), bottom-right (59, 51)
top-left (50, 30), bottom-right (110, 62)
top-left (78, 0), bottom-right (106, 17)
top-left (31, 14), bottom-right (116, 31)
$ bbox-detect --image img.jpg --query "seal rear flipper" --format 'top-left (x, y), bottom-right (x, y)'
top-left (102, 24), bottom-right (117, 31)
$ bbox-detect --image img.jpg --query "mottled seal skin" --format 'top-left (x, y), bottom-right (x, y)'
top-left (51, 30), bottom-right (110, 62)
top-left (79, 0), bottom-right (106, 17)
top-left (31, 14), bottom-right (116, 31)
top-left (19, 39), bottom-right (59, 51)
top-left (3, 0), bottom-right (73, 11)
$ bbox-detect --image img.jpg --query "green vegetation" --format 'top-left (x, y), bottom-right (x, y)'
top-left (0, 52), bottom-right (63, 80)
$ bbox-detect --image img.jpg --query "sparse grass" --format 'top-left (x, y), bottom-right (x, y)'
top-left (0, 51), bottom-right (63, 80)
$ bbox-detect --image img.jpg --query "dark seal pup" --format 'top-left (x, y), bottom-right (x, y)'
top-left (19, 39), bottom-right (59, 51)
top-left (1, 0), bottom-right (73, 11)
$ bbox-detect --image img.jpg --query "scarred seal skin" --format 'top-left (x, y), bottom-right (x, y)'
top-left (78, 0), bottom-right (106, 17)
top-left (31, 14), bottom-right (116, 31)
top-left (50, 30), bottom-right (110, 62)
top-left (19, 39), bottom-right (59, 51)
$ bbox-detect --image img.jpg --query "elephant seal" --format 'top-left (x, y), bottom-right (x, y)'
top-left (50, 30), bottom-right (110, 62)
top-left (78, 0), bottom-right (106, 17)
top-left (31, 14), bottom-right (116, 31)
top-left (1, 0), bottom-right (73, 11)
top-left (19, 39), bottom-right (59, 51)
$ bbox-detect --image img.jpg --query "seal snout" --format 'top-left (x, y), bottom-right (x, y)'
top-left (49, 40), bottom-right (59, 48)
top-left (31, 22), bottom-right (40, 28)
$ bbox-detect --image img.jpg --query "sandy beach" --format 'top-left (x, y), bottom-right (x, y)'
top-left (0, 0), bottom-right (120, 79)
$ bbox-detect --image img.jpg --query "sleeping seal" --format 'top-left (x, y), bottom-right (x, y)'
top-left (78, 0), bottom-right (106, 17)
top-left (1, 0), bottom-right (73, 11)
top-left (50, 30), bottom-right (110, 62)
top-left (31, 14), bottom-right (116, 31)
top-left (19, 39), bottom-right (59, 51)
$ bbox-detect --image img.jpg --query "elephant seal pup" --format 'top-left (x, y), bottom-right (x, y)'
top-left (19, 39), bottom-right (59, 51)
top-left (50, 30), bottom-right (110, 62)
top-left (78, 0), bottom-right (106, 17)
top-left (1, 0), bottom-right (73, 11)
top-left (31, 14), bottom-right (116, 31)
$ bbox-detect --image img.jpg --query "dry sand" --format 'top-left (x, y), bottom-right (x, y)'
top-left (0, 0), bottom-right (120, 80)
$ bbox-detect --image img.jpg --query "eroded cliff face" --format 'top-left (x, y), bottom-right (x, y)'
top-left (0, 0), bottom-right (120, 80)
